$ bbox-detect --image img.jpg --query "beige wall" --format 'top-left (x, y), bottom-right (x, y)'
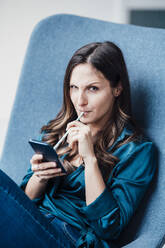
top-left (0, 0), bottom-right (165, 157)
top-left (0, 0), bottom-right (122, 156)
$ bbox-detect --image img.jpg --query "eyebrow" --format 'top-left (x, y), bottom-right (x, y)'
top-left (70, 81), bottom-right (101, 86)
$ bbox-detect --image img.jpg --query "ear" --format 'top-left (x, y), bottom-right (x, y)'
top-left (113, 82), bottom-right (123, 97)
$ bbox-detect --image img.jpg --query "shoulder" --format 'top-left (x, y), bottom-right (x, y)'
top-left (112, 124), bottom-right (155, 163)
top-left (109, 126), bottom-right (156, 181)
top-left (115, 138), bottom-right (154, 159)
top-left (109, 123), bottom-right (154, 157)
top-left (113, 142), bottom-right (156, 184)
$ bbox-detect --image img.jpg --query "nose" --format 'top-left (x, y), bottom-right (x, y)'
top-left (77, 91), bottom-right (88, 106)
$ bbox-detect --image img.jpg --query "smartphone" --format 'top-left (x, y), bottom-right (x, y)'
top-left (28, 139), bottom-right (66, 173)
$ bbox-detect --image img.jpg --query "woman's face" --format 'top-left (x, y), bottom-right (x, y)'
top-left (69, 63), bottom-right (118, 131)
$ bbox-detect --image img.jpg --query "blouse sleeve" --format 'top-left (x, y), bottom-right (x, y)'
top-left (20, 165), bottom-right (62, 205)
top-left (19, 165), bottom-right (45, 205)
top-left (19, 133), bottom-right (62, 204)
top-left (80, 141), bottom-right (156, 240)
top-left (20, 133), bottom-right (43, 192)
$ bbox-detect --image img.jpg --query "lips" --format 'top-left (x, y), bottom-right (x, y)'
top-left (80, 111), bottom-right (90, 114)
top-left (78, 110), bottom-right (91, 113)
top-left (81, 111), bottom-right (91, 118)
top-left (77, 110), bottom-right (91, 117)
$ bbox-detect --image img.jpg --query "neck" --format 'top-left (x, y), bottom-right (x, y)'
top-left (88, 117), bottom-right (110, 137)
top-left (88, 107), bottom-right (114, 138)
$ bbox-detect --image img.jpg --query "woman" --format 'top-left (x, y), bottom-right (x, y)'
top-left (0, 41), bottom-right (156, 248)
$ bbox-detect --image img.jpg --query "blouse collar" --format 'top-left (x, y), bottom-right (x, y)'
top-left (60, 123), bottom-right (134, 159)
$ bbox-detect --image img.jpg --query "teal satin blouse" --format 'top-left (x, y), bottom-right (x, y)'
top-left (20, 124), bottom-right (156, 248)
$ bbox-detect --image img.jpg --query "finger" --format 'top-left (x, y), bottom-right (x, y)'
top-left (48, 172), bottom-right (67, 178)
top-left (68, 130), bottom-right (79, 139)
top-left (67, 128), bottom-right (79, 141)
top-left (68, 128), bottom-right (79, 135)
top-left (68, 136), bottom-right (79, 149)
top-left (66, 120), bottom-right (85, 130)
top-left (66, 121), bottom-right (76, 130)
top-left (35, 172), bottom-right (66, 180)
top-left (31, 161), bottom-right (57, 172)
top-left (30, 153), bottom-right (43, 164)
top-left (68, 126), bottom-right (79, 131)
top-left (35, 168), bottom-right (62, 177)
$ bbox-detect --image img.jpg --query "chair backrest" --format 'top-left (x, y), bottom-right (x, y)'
top-left (0, 14), bottom-right (165, 247)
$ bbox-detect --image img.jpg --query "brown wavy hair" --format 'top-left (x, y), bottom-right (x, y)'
top-left (41, 41), bottom-right (143, 182)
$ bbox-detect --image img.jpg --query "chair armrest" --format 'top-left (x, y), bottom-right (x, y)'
top-left (122, 233), bottom-right (163, 248)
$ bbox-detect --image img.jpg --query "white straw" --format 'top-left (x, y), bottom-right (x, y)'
top-left (53, 112), bottom-right (84, 150)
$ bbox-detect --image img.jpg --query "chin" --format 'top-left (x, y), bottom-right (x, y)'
top-left (81, 117), bottom-right (96, 125)
top-left (80, 119), bottom-right (89, 124)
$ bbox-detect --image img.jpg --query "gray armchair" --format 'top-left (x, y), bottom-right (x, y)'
top-left (0, 14), bottom-right (165, 247)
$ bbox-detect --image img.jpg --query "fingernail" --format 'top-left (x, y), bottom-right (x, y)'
top-left (33, 164), bottom-right (38, 170)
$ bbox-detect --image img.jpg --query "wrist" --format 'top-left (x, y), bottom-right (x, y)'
top-left (33, 174), bottom-right (49, 184)
top-left (83, 155), bottom-right (98, 167)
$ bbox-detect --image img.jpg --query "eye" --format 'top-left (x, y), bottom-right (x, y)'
top-left (89, 86), bottom-right (99, 91)
top-left (70, 85), bottom-right (78, 89)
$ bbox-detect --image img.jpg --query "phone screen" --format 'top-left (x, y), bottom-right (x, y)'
top-left (28, 139), bottom-right (66, 173)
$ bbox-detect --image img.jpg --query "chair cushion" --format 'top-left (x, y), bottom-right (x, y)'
top-left (0, 14), bottom-right (165, 247)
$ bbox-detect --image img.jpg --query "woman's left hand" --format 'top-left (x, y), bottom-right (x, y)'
top-left (66, 121), bottom-right (95, 161)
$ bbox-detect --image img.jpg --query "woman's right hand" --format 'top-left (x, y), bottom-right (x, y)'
top-left (30, 153), bottom-right (66, 183)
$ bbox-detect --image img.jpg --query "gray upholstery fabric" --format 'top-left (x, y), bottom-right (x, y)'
top-left (0, 14), bottom-right (164, 247)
